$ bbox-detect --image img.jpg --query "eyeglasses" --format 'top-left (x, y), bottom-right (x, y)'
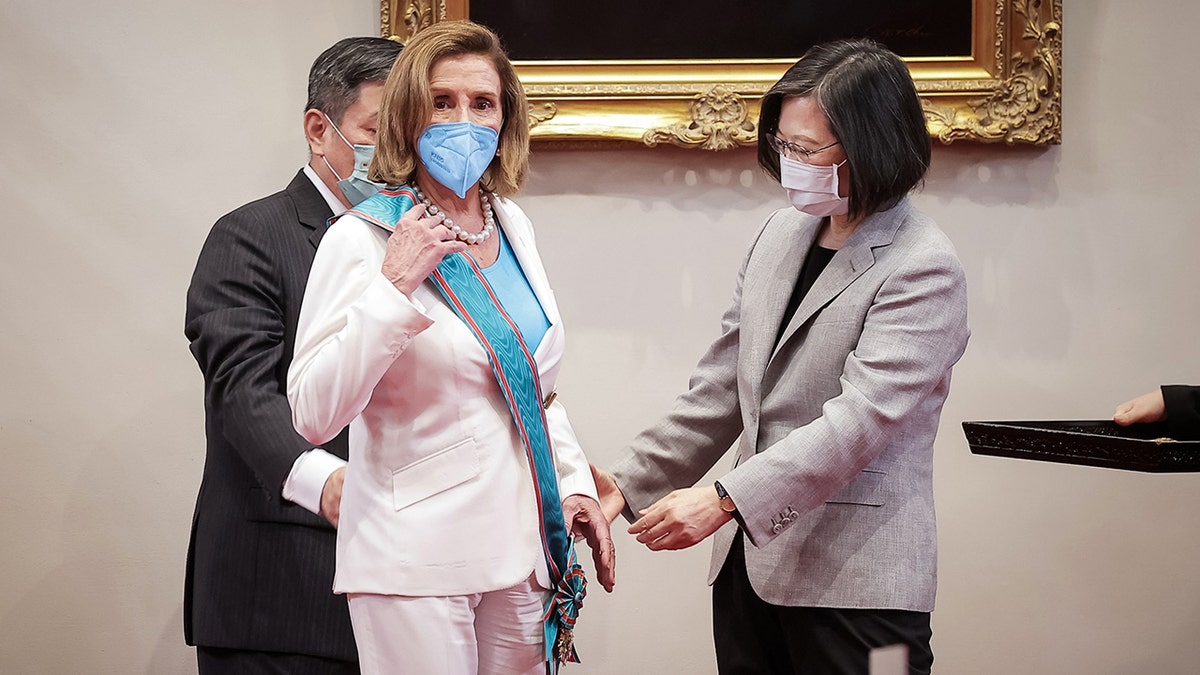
top-left (767, 133), bottom-right (841, 162)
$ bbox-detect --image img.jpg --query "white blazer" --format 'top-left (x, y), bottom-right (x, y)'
top-left (287, 196), bottom-right (597, 597)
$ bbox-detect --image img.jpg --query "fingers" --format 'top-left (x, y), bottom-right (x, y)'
top-left (1113, 402), bottom-right (1134, 425)
top-left (563, 495), bottom-right (617, 592)
top-left (574, 520), bottom-right (616, 590)
top-left (634, 527), bottom-right (668, 547)
top-left (624, 488), bottom-right (722, 552)
top-left (1113, 390), bottom-right (1166, 426)
top-left (629, 512), bottom-right (670, 546)
top-left (594, 536), bottom-right (616, 592)
top-left (578, 507), bottom-right (617, 592)
top-left (440, 238), bottom-right (469, 255)
top-left (414, 207), bottom-right (455, 242)
top-left (382, 207), bottom-right (467, 294)
top-left (420, 211), bottom-right (453, 239)
top-left (401, 201), bottom-right (430, 225)
top-left (400, 202), bottom-right (456, 242)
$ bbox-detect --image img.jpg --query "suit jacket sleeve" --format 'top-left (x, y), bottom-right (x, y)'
top-left (606, 218), bottom-right (776, 518)
top-left (185, 207), bottom-right (321, 497)
top-left (544, 398), bottom-right (599, 502)
top-left (723, 239), bottom-right (969, 547)
top-left (1162, 385), bottom-right (1200, 440)
top-left (287, 216), bottom-right (434, 445)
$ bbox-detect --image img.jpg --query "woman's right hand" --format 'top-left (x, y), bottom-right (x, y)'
top-left (381, 202), bottom-right (468, 295)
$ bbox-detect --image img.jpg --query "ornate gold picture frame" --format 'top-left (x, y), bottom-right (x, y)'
top-left (382, 0), bottom-right (1060, 148)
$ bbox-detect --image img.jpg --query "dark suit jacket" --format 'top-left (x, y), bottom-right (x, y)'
top-left (184, 170), bottom-right (355, 661)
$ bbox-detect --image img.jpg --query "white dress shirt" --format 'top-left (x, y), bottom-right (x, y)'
top-left (280, 163), bottom-right (349, 515)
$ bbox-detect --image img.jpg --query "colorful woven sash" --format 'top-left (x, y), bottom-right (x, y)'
top-left (345, 187), bottom-right (586, 669)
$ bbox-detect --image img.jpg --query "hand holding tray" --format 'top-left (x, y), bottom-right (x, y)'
top-left (962, 420), bottom-right (1200, 473)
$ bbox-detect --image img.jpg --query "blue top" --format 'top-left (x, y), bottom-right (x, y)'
top-left (481, 228), bottom-right (551, 352)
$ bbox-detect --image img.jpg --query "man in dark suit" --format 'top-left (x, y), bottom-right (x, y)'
top-left (184, 36), bottom-right (402, 674)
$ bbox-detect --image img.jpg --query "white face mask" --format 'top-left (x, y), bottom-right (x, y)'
top-left (779, 153), bottom-right (849, 217)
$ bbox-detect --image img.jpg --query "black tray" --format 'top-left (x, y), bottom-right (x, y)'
top-left (962, 420), bottom-right (1200, 473)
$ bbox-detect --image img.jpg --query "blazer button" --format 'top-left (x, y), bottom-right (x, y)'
top-left (772, 523), bottom-right (783, 534)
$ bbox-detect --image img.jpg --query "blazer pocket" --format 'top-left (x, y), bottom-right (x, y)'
top-left (392, 437), bottom-right (481, 511)
top-left (825, 468), bottom-right (886, 507)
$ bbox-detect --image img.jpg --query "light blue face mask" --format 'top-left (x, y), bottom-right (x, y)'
top-left (417, 122), bottom-right (500, 198)
top-left (322, 115), bottom-right (384, 206)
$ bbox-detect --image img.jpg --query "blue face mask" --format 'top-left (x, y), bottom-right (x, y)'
top-left (417, 122), bottom-right (500, 198)
top-left (322, 115), bottom-right (384, 206)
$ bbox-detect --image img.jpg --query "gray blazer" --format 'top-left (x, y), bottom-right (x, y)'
top-left (611, 197), bottom-right (969, 612)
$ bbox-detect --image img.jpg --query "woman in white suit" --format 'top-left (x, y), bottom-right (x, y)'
top-left (287, 21), bottom-right (614, 675)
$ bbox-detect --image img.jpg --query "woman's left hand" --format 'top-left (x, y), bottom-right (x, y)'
top-left (629, 486), bottom-right (732, 551)
top-left (588, 464), bottom-right (626, 524)
top-left (1114, 389), bottom-right (1167, 426)
top-left (562, 495), bottom-right (616, 592)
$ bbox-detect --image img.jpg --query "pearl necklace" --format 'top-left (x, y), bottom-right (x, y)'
top-left (413, 185), bottom-right (495, 245)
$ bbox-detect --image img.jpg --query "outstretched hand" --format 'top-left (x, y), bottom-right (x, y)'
top-left (562, 494), bottom-right (616, 592)
top-left (589, 464), bottom-right (626, 524)
top-left (1114, 389), bottom-right (1166, 426)
top-left (628, 486), bottom-right (731, 552)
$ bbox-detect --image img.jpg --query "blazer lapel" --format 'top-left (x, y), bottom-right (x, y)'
top-left (769, 198), bottom-right (912, 363)
top-left (492, 199), bottom-right (560, 327)
top-left (488, 198), bottom-right (563, 368)
top-left (742, 212), bottom-right (820, 403)
top-left (283, 169), bottom-right (336, 251)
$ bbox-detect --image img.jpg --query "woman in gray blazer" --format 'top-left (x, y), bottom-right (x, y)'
top-left (593, 38), bottom-right (970, 674)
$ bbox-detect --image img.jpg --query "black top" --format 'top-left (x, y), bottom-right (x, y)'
top-left (774, 244), bottom-right (838, 348)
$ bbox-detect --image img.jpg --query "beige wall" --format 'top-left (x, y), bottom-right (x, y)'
top-left (3, 1), bottom-right (1199, 673)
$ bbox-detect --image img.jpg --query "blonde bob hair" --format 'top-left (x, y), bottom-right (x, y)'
top-left (369, 21), bottom-right (529, 198)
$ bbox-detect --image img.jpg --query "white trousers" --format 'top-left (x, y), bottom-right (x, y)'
top-left (347, 574), bottom-right (549, 675)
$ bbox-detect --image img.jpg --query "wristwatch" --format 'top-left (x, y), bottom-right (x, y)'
top-left (714, 481), bottom-right (737, 514)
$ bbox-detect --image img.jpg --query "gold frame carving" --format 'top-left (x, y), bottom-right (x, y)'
top-left (382, 0), bottom-right (1061, 148)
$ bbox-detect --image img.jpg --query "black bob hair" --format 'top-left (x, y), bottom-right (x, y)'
top-left (757, 38), bottom-right (931, 221)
